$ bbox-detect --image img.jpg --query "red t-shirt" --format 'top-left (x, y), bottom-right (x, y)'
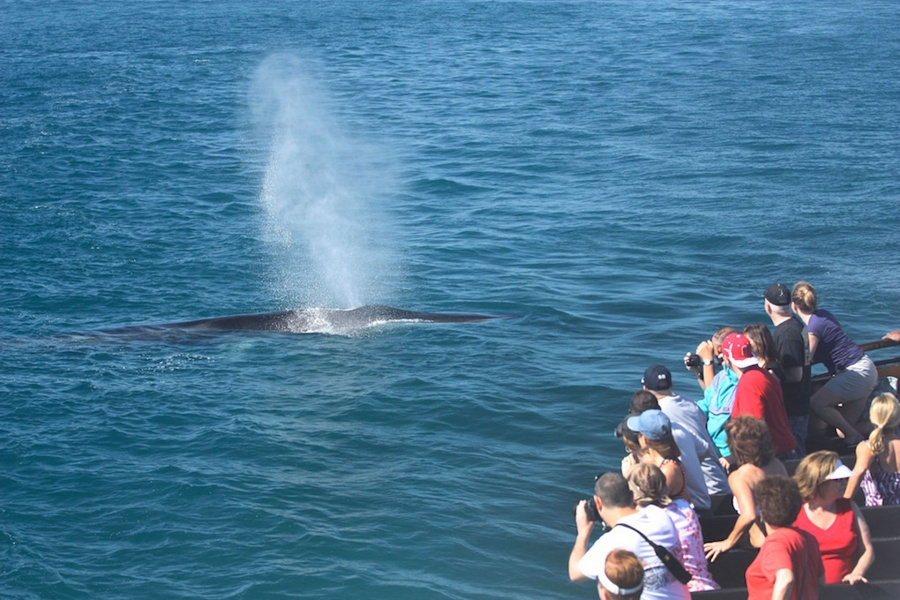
top-left (731, 367), bottom-right (797, 455)
top-left (793, 498), bottom-right (859, 584)
top-left (746, 527), bottom-right (823, 600)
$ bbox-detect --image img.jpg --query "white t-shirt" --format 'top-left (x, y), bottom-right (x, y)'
top-left (578, 505), bottom-right (691, 600)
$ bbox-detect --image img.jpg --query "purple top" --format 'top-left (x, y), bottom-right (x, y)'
top-left (807, 309), bottom-right (864, 373)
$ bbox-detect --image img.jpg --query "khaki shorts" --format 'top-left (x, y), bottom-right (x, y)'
top-left (823, 355), bottom-right (878, 402)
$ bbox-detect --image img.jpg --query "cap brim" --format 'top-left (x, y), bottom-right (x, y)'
top-left (732, 356), bottom-right (759, 369)
top-left (825, 462), bottom-right (854, 480)
top-left (626, 415), bottom-right (642, 433)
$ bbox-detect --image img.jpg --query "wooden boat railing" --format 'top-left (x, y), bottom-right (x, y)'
top-left (811, 337), bottom-right (900, 389)
top-left (700, 503), bottom-right (900, 544)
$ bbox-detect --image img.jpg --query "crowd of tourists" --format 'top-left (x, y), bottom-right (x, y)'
top-left (568, 281), bottom-right (900, 599)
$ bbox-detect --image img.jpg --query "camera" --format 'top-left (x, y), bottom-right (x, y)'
top-left (573, 497), bottom-right (602, 522)
top-left (684, 353), bottom-right (702, 368)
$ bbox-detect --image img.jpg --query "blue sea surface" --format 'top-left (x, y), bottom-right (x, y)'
top-left (1, 1), bottom-right (898, 598)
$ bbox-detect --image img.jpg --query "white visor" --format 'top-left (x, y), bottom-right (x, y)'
top-left (825, 460), bottom-right (854, 480)
top-left (598, 568), bottom-right (642, 596)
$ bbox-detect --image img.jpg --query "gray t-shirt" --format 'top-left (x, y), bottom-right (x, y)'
top-left (659, 393), bottom-right (729, 497)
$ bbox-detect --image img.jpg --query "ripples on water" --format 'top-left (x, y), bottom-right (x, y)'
top-left (1, 1), bottom-right (898, 598)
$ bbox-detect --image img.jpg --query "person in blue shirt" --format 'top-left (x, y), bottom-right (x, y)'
top-left (691, 327), bottom-right (739, 462)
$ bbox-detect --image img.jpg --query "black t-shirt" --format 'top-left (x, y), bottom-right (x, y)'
top-left (773, 316), bottom-right (812, 416)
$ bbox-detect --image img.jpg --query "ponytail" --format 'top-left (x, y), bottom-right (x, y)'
top-left (869, 424), bottom-right (887, 455)
top-left (868, 393), bottom-right (900, 455)
top-left (791, 281), bottom-right (817, 314)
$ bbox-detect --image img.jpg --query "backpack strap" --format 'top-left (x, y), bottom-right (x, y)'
top-left (615, 521), bottom-right (692, 584)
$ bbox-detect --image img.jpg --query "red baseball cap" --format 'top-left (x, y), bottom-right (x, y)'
top-left (721, 333), bottom-right (758, 369)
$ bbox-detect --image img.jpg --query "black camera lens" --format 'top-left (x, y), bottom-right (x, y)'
top-left (573, 498), bottom-right (601, 522)
top-left (585, 498), bottom-right (601, 522)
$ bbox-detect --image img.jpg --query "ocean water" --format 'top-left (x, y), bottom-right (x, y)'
top-left (1, 1), bottom-right (897, 598)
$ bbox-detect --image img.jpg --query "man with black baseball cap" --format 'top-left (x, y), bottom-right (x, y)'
top-left (763, 282), bottom-right (791, 307)
top-left (763, 283), bottom-right (812, 455)
top-left (641, 365), bottom-right (729, 507)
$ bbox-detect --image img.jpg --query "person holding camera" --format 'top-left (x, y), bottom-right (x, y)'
top-left (569, 473), bottom-right (690, 600)
top-left (688, 327), bottom-right (740, 461)
top-left (685, 328), bottom-right (732, 392)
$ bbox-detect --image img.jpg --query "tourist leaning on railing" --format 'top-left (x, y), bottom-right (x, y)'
top-left (763, 283), bottom-right (813, 457)
top-left (791, 281), bottom-right (878, 447)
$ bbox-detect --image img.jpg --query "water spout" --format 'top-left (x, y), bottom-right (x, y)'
top-left (249, 54), bottom-right (395, 308)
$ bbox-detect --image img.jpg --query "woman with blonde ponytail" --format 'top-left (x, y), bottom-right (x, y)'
top-left (790, 281), bottom-right (878, 446)
top-left (845, 393), bottom-right (900, 505)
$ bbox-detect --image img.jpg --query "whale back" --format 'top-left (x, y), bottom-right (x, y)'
top-left (93, 305), bottom-right (506, 336)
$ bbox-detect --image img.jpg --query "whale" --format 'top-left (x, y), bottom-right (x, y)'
top-left (94, 305), bottom-right (507, 337)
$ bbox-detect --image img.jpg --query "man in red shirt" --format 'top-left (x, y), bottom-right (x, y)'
top-left (722, 333), bottom-right (798, 459)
